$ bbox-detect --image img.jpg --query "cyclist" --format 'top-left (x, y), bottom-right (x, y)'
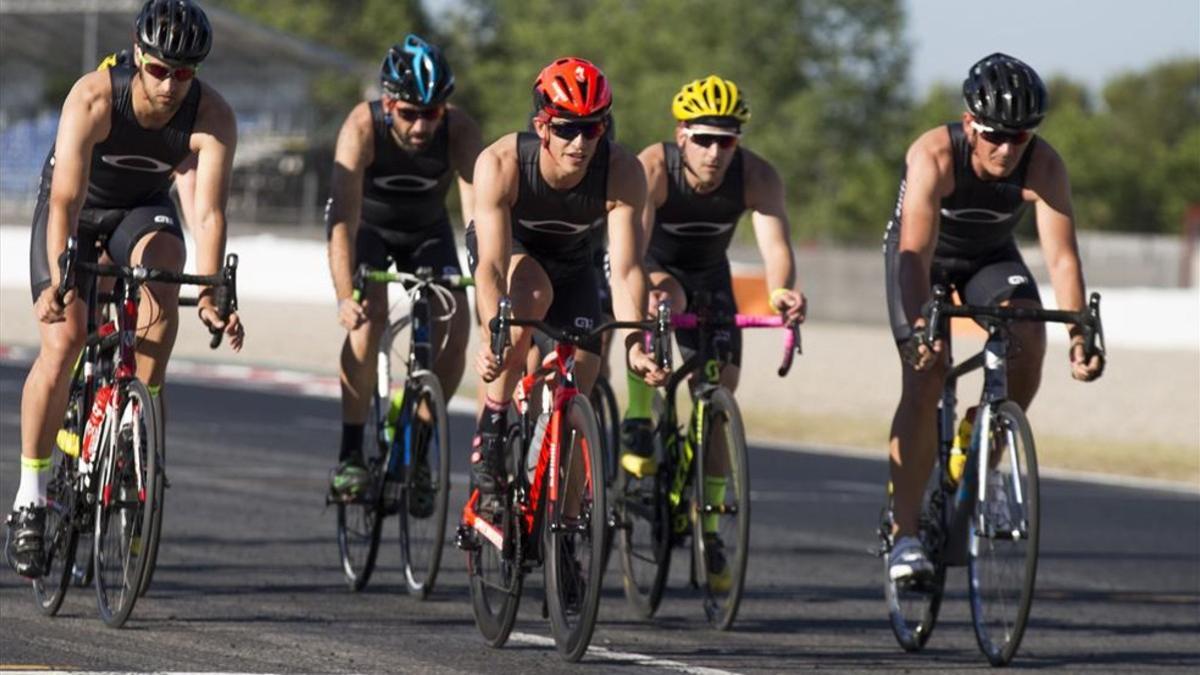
top-left (466, 57), bottom-right (666, 496)
top-left (884, 53), bottom-right (1104, 582)
top-left (5, 0), bottom-right (243, 578)
top-left (326, 35), bottom-right (482, 503)
top-left (619, 75), bottom-right (806, 590)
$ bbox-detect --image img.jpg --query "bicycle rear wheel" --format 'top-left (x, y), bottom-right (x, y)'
top-left (692, 387), bottom-right (750, 631)
top-left (883, 483), bottom-right (946, 652)
top-left (615, 393), bottom-right (672, 618)
top-left (544, 396), bottom-right (607, 662)
top-left (398, 371), bottom-right (451, 599)
top-left (94, 379), bottom-right (160, 627)
top-left (968, 400), bottom-right (1039, 666)
top-left (33, 447), bottom-right (80, 616)
top-left (467, 427), bottom-right (524, 647)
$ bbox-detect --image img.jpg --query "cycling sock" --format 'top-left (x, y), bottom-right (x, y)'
top-left (703, 475), bottom-right (727, 534)
top-left (339, 423), bottom-right (365, 463)
top-left (625, 369), bottom-right (653, 420)
top-left (13, 456), bottom-right (51, 510)
top-left (478, 397), bottom-right (510, 435)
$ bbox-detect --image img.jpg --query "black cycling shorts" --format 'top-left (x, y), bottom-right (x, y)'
top-left (648, 253), bottom-right (742, 368)
top-left (465, 223), bottom-right (603, 355)
top-left (355, 218), bottom-right (463, 278)
top-left (884, 218), bottom-right (1041, 345)
top-left (29, 158), bottom-right (184, 303)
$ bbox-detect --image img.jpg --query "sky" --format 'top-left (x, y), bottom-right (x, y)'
top-left (904, 0), bottom-right (1200, 94)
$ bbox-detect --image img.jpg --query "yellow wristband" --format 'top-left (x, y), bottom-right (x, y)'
top-left (769, 287), bottom-right (790, 313)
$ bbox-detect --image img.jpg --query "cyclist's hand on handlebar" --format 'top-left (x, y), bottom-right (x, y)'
top-left (648, 288), bottom-right (672, 315)
top-left (35, 285), bottom-right (72, 324)
top-left (901, 318), bottom-right (943, 371)
top-left (627, 341), bottom-right (668, 386)
top-left (475, 341), bottom-right (508, 383)
top-left (337, 297), bottom-right (368, 331)
top-left (200, 305), bottom-right (245, 352)
top-left (1069, 337), bottom-right (1104, 382)
top-left (771, 289), bottom-right (807, 326)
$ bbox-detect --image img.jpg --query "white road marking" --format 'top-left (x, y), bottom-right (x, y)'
top-left (509, 632), bottom-right (742, 675)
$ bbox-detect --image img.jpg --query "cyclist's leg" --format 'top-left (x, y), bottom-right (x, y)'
top-left (11, 189), bottom-right (91, 576)
top-left (961, 247), bottom-right (1045, 411)
top-left (112, 204), bottom-right (186, 389)
top-left (333, 226), bottom-right (391, 492)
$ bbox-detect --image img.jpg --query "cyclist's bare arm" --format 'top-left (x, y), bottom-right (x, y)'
top-left (448, 105), bottom-right (484, 228)
top-left (744, 150), bottom-right (804, 322)
top-left (636, 142), bottom-right (668, 259)
top-left (327, 103), bottom-right (374, 323)
top-left (40, 71), bottom-right (112, 319)
top-left (471, 135), bottom-right (519, 334)
top-left (898, 130), bottom-right (955, 322)
top-left (607, 146), bottom-right (663, 383)
top-left (1025, 142), bottom-right (1102, 379)
top-left (188, 83), bottom-right (241, 347)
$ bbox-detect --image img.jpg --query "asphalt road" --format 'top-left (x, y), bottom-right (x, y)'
top-left (1, 362), bottom-right (1197, 672)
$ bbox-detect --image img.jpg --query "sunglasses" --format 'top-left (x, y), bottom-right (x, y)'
top-left (687, 133), bottom-right (738, 149)
top-left (393, 105), bottom-right (445, 122)
top-left (548, 120), bottom-right (606, 141)
top-left (139, 53), bottom-right (198, 82)
top-left (970, 120), bottom-right (1035, 145)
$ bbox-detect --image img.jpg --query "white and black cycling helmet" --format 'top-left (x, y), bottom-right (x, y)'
top-left (134, 0), bottom-right (212, 64)
top-left (962, 52), bottom-right (1047, 131)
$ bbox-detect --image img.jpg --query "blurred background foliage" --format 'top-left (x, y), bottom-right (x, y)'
top-left (211, 0), bottom-right (1199, 241)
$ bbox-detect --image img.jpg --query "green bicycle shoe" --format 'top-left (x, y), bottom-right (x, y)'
top-left (618, 418), bottom-right (656, 478)
top-left (330, 459), bottom-right (370, 501)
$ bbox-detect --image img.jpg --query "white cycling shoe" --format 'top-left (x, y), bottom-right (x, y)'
top-left (888, 535), bottom-right (934, 581)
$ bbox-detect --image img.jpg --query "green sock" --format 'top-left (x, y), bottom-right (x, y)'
top-left (703, 476), bottom-right (727, 534)
top-left (625, 369), bottom-right (653, 420)
top-left (147, 384), bottom-right (162, 398)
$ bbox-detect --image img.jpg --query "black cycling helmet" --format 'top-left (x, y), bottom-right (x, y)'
top-left (134, 0), bottom-right (212, 64)
top-left (381, 35), bottom-right (455, 105)
top-left (962, 52), bottom-right (1048, 131)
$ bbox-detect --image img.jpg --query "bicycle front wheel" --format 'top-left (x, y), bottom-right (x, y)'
top-left (968, 400), bottom-right (1039, 666)
top-left (94, 379), bottom-right (161, 628)
top-left (336, 487), bottom-right (383, 591)
top-left (692, 387), bottom-right (750, 631)
top-left (398, 371), bottom-right (451, 599)
top-left (33, 447), bottom-right (80, 616)
top-left (136, 391), bottom-right (166, 597)
top-left (544, 395), bottom-right (607, 662)
top-left (589, 374), bottom-right (620, 488)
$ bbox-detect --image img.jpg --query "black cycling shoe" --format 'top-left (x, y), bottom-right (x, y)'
top-left (470, 432), bottom-right (506, 495)
top-left (619, 418), bottom-right (656, 478)
top-left (407, 420), bottom-right (436, 518)
top-left (5, 505), bottom-right (47, 579)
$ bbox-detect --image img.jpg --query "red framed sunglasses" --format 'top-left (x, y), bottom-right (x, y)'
top-left (548, 120), bottom-right (607, 141)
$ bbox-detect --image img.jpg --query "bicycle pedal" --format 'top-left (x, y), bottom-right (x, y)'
top-left (455, 524), bottom-right (480, 552)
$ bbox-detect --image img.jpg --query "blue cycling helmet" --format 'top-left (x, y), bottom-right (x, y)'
top-left (380, 35), bottom-right (455, 105)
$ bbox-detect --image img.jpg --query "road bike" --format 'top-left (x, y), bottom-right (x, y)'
top-left (332, 265), bottom-right (471, 598)
top-left (879, 285), bottom-right (1105, 665)
top-left (613, 299), bottom-right (800, 630)
top-left (31, 235), bottom-right (236, 627)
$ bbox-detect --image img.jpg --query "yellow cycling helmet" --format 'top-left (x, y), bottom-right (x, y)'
top-left (671, 75), bottom-right (751, 125)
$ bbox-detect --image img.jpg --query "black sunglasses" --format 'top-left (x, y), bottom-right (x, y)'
top-left (688, 133), bottom-right (738, 149)
top-left (394, 105), bottom-right (445, 122)
top-left (548, 120), bottom-right (606, 141)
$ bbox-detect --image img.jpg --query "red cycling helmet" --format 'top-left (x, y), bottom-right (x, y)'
top-left (533, 57), bottom-right (612, 121)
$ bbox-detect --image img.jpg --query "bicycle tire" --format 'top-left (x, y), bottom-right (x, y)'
top-left (588, 374), bottom-right (620, 489)
top-left (615, 392), bottom-right (672, 618)
top-left (136, 392), bottom-right (167, 597)
top-left (468, 426), bottom-right (524, 647)
top-left (882, 470), bottom-right (947, 652)
top-left (33, 446), bottom-right (81, 616)
top-left (692, 387), bottom-right (750, 631)
top-left (94, 379), bottom-right (160, 628)
top-left (968, 400), bottom-right (1039, 666)
top-left (544, 395), bottom-right (607, 661)
top-left (336, 487), bottom-right (384, 592)
top-left (398, 371), bottom-right (451, 599)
